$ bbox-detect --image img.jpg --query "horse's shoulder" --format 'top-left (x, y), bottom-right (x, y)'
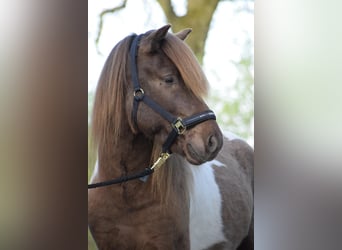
top-left (229, 139), bottom-right (254, 171)
top-left (217, 134), bottom-right (254, 188)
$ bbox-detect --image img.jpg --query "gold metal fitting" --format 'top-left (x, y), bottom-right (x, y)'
top-left (151, 152), bottom-right (170, 170)
top-left (173, 118), bottom-right (186, 134)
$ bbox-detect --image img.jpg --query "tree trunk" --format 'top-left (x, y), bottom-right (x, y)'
top-left (157, 0), bottom-right (220, 64)
top-left (96, 0), bottom-right (221, 64)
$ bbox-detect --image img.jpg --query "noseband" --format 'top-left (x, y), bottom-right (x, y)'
top-left (88, 34), bottom-right (216, 188)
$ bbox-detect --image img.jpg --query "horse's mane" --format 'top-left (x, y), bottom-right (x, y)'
top-left (162, 33), bottom-right (209, 99)
top-left (150, 142), bottom-right (193, 207)
top-left (91, 35), bottom-right (133, 149)
top-left (91, 31), bottom-right (207, 204)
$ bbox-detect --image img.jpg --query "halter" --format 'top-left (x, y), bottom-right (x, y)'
top-left (130, 34), bottom-right (216, 155)
top-left (88, 34), bottom-right (216, 189)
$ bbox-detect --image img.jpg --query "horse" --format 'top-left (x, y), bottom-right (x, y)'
top-left (88, 25), bottom-right (253, 250)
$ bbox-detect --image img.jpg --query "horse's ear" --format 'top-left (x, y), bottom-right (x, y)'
top-left (175, 28), bottom-right (192, 41)
top-left (142, 24), bottom-right (171, 53)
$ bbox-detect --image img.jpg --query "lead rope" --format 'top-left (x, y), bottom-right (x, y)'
top-left (87, 153), bottom-right (169, 189)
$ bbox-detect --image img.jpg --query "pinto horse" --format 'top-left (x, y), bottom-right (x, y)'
top-left (88, 25), bottom-right (253, 250)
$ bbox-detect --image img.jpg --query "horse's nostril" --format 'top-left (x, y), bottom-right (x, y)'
top-left (207, 135), bottom-right (218, 153)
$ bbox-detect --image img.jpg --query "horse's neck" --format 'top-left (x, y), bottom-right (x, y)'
top-left (97, 130), bottom-right (153, 179)
top-left (96, 126), bottom-right (190, 208)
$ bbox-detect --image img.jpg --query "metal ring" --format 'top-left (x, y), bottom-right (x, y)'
top-left (133, 88), bottom-right (145, 100)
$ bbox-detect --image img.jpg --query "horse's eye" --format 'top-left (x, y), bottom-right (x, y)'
top-left (164, 76), bottom-right (175, 84)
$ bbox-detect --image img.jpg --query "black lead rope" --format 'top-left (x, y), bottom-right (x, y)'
top-left (88, 168), bottom-right (154, 189)
top-left (88, 33), bottom-right (216, 189)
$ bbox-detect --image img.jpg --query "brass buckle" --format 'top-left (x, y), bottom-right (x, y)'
top-left (151, 152), bottom-right (170, 170)
top-left (173, 118), bottom-right (186, 134)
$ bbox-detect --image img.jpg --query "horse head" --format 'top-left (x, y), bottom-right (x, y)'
top-left (125, 25), bottom-right (223, 165)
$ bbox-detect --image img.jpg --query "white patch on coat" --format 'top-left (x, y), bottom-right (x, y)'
top-left (188, 160), bottom-right (227, 250)
top-left (210, 159), bottom-right (226, 168)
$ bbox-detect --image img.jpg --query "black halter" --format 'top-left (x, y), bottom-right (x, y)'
top-left (129, 34), bottom-right (216, 154)
top-left (88, 34), bottom-right (216, 188)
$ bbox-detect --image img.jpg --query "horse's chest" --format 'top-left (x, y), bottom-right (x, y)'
top-left (188, 161), bottom-right (228, 250)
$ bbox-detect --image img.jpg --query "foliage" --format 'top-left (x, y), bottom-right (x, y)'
top-left (156, 0), bottom-right (220, 63)
top-left (88, 91), bottom-right (94, 124)
top-left (88, 228), bottom-right (97, 250)
top-left (207, 37), bottom-right (254, 145)
top-left (88, 123), bottom-right (97, 249)
top-left (95, 0), bottom-right (220, 64)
